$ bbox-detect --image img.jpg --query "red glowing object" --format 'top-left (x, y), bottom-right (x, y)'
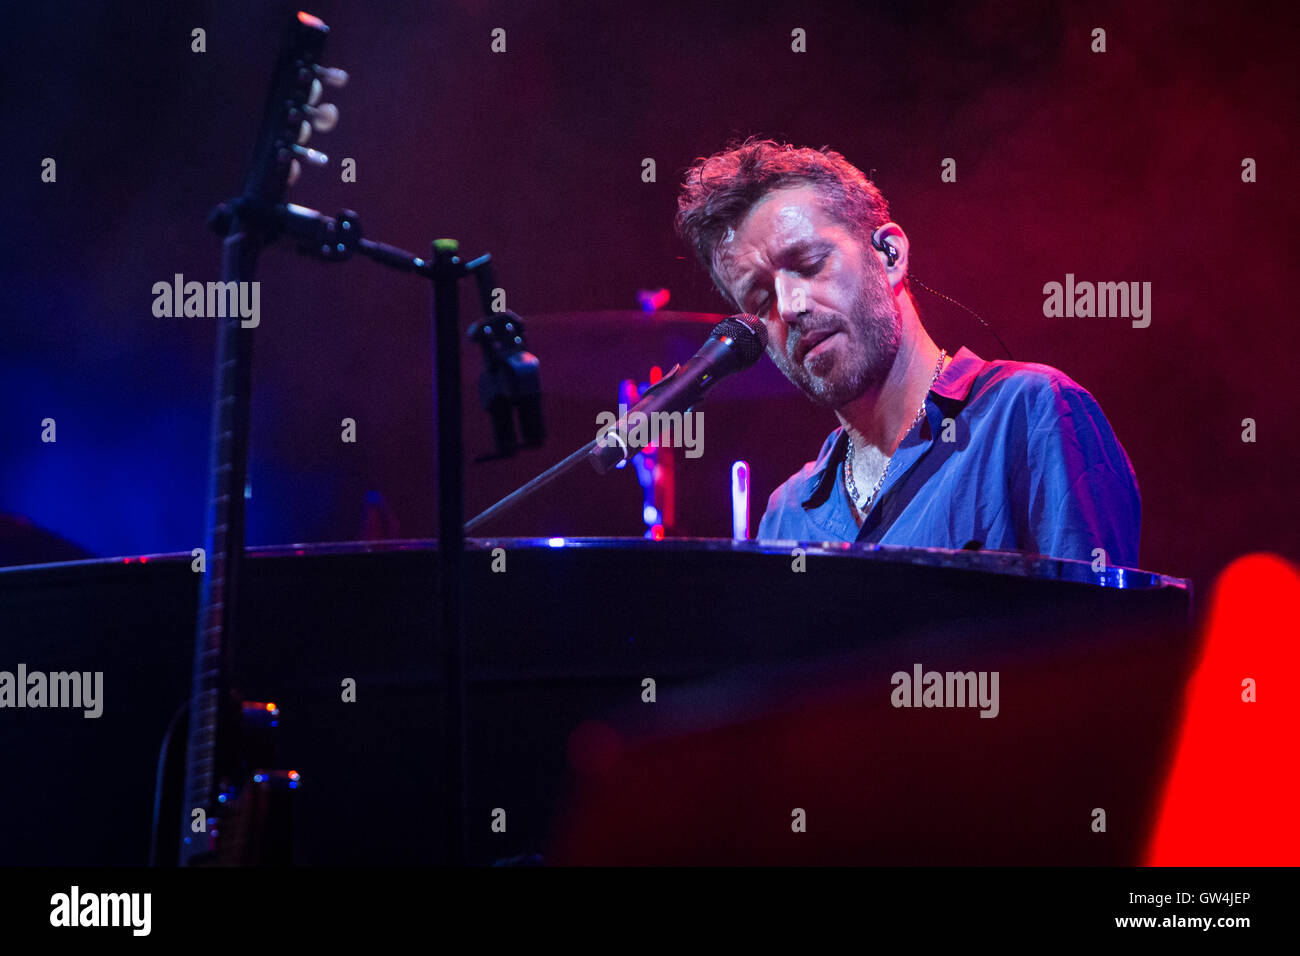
top-left (1146, 552), bottom-right (1300, 865)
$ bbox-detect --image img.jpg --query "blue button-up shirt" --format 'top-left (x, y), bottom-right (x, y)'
top-left (755, 346), bottom-right (1142, 567)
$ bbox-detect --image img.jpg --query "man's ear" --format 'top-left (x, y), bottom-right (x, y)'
top-left (871, 222), bottom-right (909, 292)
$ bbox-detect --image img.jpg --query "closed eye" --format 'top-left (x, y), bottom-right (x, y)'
top-left (748, 259), bottom-right (825, 312)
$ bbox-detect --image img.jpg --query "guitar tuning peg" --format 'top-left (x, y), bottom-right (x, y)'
top-left (314, 65), bottom-right (349, 88)
top-left (308, 77), bottom-right (323, 106)
top-left (288, 158), bottom-right (302, 187)
top-left (306, 102), bottom-right (338, 133)
top-left (292, 144), bottom-right (329, 167)
top-left (297, 120), bottom-right (312, 145)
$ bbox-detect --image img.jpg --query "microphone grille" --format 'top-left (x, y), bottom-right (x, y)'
top-left (712, 313), bottom-right (769, 367)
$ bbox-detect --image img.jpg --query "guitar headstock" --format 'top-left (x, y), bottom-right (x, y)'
top-left (232, 10), bottom-right (347, 218)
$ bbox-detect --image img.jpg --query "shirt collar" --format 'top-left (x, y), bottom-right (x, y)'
top-left (799, 346), bottom-right (987, 506)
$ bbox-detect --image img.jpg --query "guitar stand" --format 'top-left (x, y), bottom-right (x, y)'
top-left (210, 197), bottom-right (477, 865)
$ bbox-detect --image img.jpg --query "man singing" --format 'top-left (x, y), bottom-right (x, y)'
top-left (674, 138), bottom-right (1141, 567)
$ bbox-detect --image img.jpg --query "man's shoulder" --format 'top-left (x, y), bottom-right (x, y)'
top-left (960, 355), bottom-right (1111, 431)
top-left (967, 355), bottom-right (1093, 405)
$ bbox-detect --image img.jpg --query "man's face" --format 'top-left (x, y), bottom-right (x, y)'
top-left (712, 184), bottom-right (901, 408)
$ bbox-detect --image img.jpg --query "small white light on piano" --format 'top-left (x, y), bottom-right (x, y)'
top-left (547, 537), bottom-right (566, 548)
top-left (643, 506), bottom-right (659, 524)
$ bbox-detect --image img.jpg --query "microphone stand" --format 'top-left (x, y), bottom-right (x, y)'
top-left (465, 366), bottom-right (690, 533)
top-left (466, 311), bottom-right (766, 533)
top-left (465, 438), bottom-right (600, 533)
top-left (208, 197), bottom-right (478, 866)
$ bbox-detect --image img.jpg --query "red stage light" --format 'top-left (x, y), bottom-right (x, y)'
top-left (1147, 552), bottom-right (1300, 865)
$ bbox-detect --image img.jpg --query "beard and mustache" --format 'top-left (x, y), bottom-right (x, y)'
top-left (766, 262), bottom-right (903, 409)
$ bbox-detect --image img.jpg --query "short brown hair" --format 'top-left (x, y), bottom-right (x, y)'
top-left (675, 137), bottom-right (891, 308)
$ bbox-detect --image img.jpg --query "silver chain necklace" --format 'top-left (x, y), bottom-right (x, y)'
top-left (844, 349), bottom-right (947, 515)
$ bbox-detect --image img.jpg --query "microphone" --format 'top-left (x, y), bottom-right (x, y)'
top-left (588, 314), bottom-right (768, 474)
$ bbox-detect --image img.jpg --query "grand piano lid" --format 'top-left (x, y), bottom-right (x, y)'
top-left (0, 537), bottom-right (1190, 592)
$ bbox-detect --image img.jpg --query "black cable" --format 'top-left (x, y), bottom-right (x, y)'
top-left (911, 275), bottom-right (1014, 360)
top-left (148, 700), bottom-right (188, 867)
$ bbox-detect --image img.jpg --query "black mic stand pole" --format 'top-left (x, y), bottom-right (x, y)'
top-left (464, 369), bottom-right (687, 532)
top-left (430, 238), bottom-right (469, 869)
top-left (465, 438), bottom-right (601, 533)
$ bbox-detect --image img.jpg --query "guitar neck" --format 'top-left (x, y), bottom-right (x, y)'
top-left (178, 231), bottom-right (263, 865)
top-left (177, 11), bottom-right (333, 866)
